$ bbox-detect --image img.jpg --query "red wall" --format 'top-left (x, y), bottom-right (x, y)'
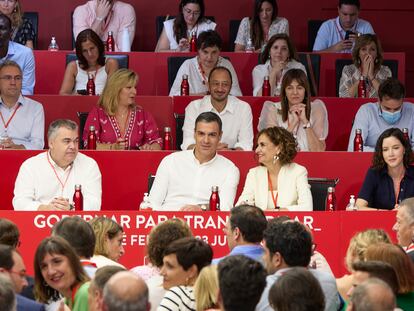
top-left (20, 0), bottom-right (414, 95)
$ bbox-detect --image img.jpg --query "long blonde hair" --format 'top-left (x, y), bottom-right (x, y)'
top-left (194, 265), bottom-right (218, 311)
top-left (8, 0), bottom-right (23, 29)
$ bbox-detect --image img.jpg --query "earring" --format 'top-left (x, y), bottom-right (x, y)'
top-left (273, 155), bottom-right (279, 164)
top-left (374, 58), bottom-right (379, 64)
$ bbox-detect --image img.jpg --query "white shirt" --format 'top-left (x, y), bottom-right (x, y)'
top-left (169, 56), bottom-right (242, 96)
top-left (0, 95), bottom-right (44, 150)
top-left (90, 254), bottom-right (125, 269)
top-left (13, 151), bottom-right (102, 211)
top-left (149, 150), bottom-right (240, 211)
top-left (181, 95), bottom-right (253, 151)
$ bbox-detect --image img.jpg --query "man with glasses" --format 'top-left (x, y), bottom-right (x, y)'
top-left (0, 245), bottom-right (45, 311)
top-left (181, 66), bottom-right (252, 151)
top-left (0, 60), bottom-right (44, 149)
top-left (0, 13), bottom-right (34, 94)
top-left (73, 0), bottom-right (136, 51)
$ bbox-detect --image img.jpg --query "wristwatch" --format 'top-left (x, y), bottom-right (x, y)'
top-left (303, 122), bottom-right (311, 129)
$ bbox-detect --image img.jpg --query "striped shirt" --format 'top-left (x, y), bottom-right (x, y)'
top-left (157, 286), bottom-right (195, 311)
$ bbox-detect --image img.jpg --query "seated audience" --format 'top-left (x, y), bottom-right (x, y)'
top-left (256, 220), bottom-right (340, 311)
top-left (73, 0), bottom-right (136, 52)
top-left (89, 216), bottom-right (125, 268)
top-left (217, 255), bottom-right (266, 311)
top-left (0, 274), bottom-right (16, 311)
top-left (356, 128), bottom-right (414, 210)
top-left (34, 236), bottom-right (90, 310)
top-left (13, 119), bottom-right (102, 211)
top-left (181, 66), bottom-right (252, 150)
top-left (253, 34), bottom-right (306, 96)
top-left (83, 69), bottom-right (163, 150)
top-left (336, 229), bottom-right (391, 302)
top-left (347, 278), bottom-right (396, 311)
top-left (213, 204), bottom-right (267, 263)
top-left (268, 267), bottom-right (325, 311)
top-left (0, 0), bottom-right (35, 48)
top-left (348, 78), bottom-right (414, 151)
top-left (234, 0), bottom-right (288, 52)
top-left (88, 266), bottom-right (126, 311)
top-left (59, 29), bottom-right (118, 95)
top-left (393, 198), bottom-right (414, 262)
top-left (194, 265), bottom-right (219, 311)
top-left (158, 237), bottom-right (213, 311)
top-left (149, 112), bottom-right (240, 211)
top-left (236, 127), bottom-right (313, 211)
top-left (169, 30), bottom-right (242, 96)
top-left (155, 0), bottom-right (216, 52)
top-left (339, 34), bottom-right (391, 98)
top-left (0, 14), bottom-right (34, 95)
top-left (313, 0), bottom-right (374, 52)
top-left (258, 69), bottom-right (328, 151)
top-left (103, 271), bottom-right (149, 311)
top-left (0, 61), bottom-right (44, 150)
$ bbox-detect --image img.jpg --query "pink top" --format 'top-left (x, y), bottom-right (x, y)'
top-left (73, 0), bottom-right (136, 51)
top-left (83, 106), bottom-right (163, 149)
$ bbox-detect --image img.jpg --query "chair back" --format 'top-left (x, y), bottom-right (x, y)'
top-left (308, 19), bottom-right (324, 51)
top-left (23, 12), bottom-right (38, 49)
top-left (174, 113), bottom-right (185, 150)
top-left (228, 19), bottom-right (241, 51)
top-left (77, 111), bottom-right (89, 149)
top-left (298, 53), bottom-right (321, 96)
top-left (308, 178), bottom-right (339, 211)
top-left (66, 53), bottom-right (129, 69)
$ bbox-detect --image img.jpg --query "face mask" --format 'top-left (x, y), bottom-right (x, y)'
top-left (381, 109), bottom-right (402, 125)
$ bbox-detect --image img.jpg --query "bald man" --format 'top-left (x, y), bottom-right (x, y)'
top-left (102, 271), bottom-right (150, 311)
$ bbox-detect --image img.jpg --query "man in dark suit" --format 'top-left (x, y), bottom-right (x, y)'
top-left (0, 245), bottom-right (45, 311)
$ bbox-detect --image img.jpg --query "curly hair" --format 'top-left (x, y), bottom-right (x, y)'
top-left (147, 218), bottom-right (193, 268)
top-left (260, 33), bottom-right (298, 64)
top-left (352, 34), bottom-right (383, 72)
top-left (257, 126), bottom-right (298, 165)
top-left (372, 128), bottom-right (414, 170)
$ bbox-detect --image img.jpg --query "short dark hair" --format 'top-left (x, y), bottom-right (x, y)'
top-left (218, 255), bottom-right (267, 311)
top-left (208, 66), bottom-right (233, 86)
top-left (263, 221), bottom-right (312, 267)
top-left (163, 237), bottom-right (212, 274)
top-left (339, 0), bottom-right (360, 9)
top-left (75, 29), bottom-right (106, 70)
top-left (352, 261), bottom-right (399, 295)
top-left (0, 218), bottom-right (20, 248)
top-left (269, 267), bottom-right (325, 311)
top-left (229, 205), bottom-right (267, 243)
top-left (47, 119), bottom-right (78, 141)
top-left (0, 14), bottom-right (11, 31)
top-left (93, 266), bottom-right (126, 291)
top-left (257, 127), bottom-right (298, 165)
top-left (261, 34), bottom-right (298, 64)
top-left (197, 30), bottom-right (222, 51)
top-left (195, 111), bottom-right (222, 132)
top-left (0, 245), bottom-right (14, 270)
top-left (378, 78), bottom-right (405, 101)
top-left (52, 216), bottom-right (96, 259)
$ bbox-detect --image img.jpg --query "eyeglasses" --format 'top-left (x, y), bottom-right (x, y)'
top-left (183, 7), bottom-right (200, 17)
top-left (0, 0), bottom-right (17, 4)
top-left (0, 75), bottom-right (22, 82)
top-left (8, 270), bottom-right (27, 280)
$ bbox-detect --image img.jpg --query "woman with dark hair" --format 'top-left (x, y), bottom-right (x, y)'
top-left (155, 0), bottom-right (216, 52)
top-left (0, 0), bottom-right (35, 48)
top-left (234, 0), bottom-right (288, 52)
top-left (59, 28), bottom-right (118, 95)
top-left (252, 33), bottom-right (306, 96)
top-left (236, 126), bottom-right (312, 211)
top-left (339, 34), bottom-right (391, 98)
top-left (258, 69), bottom-right (328, 151)
top-left (34, 236), bottom-right (90, 310)
top-left (169, 30), bottom-right (241, 96)
top-left (356, 128), bottom-right (414, 210)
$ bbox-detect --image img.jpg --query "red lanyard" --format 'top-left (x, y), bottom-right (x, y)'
top-left (0, 104), bottom-right (20, 129)
top-left (406, 243), bottom-right (414, 252)
top-left (70, 283), bottom-right (81, 307)
top-left (81, 260), bottom-right (97, 268)
top-left (47, 152), bottom-right (72, 194)
top-left (197, 60), bottom-right (208, 85)
top-left (267, 171), bottom-right (279, 209)
top-left (334, 18), bottom-right (358, 41)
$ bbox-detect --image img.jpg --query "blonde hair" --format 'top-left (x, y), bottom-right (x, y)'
top-left (89, 217), bottom-right (123, 258)
top-left (194, 265), bottom-right (219, 311)
top-left (9, 1), bottom-right (23, 29)
top-left (345, 229), bottom-right (391, 271)
top-left (98, 69), bottom-right (138, 116)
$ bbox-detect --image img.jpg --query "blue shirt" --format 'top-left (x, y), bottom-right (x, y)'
top-left (0, 41), bottom-right (35, 95)
top-left (212, 244), bottom-right (264, 264)
top-left (0, 95), bottom-right (44, 149)
top-left (358, 166), bottom-right (414, 210)
top-left (348, 102), bottom-right (414, 152)
top-left (313, 17), bottom-right (374, 52)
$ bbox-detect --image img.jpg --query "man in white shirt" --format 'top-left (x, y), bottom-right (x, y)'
top-left (181, 66), bottom-right (253, 151)
top-left (13, 119), bottom-right (102, 211)
top-left (0, 60), bottom-right (44, 150)
top-left (149, 111), bottom-right (240, 211)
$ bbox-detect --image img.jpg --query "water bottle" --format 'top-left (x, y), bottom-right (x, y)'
top-left (262, 76), bottom-right (270, 96)
top-left (325, 187), bottom-right (336, 211)
top-left (357, 76), bottom-right (366, 98)
top-left (181, 74), bottom-right (189, 95)
top-left (121, 28), bottom-right (131, 52)
top-left (403, 128), bottom-right (409, 142)
top-left (86, 73), bottom-right (95, 96)
top-left (246, 38), bottom-right (254, 53)
top-left (164, 127), bottom-right (173, 150)
top-left (190, 31), bottom-right (197, 52)
top-left (73, 185), bottom-right (83, 211)
top-left (107, 31), bottom-right (115, 52)
top-left (209, 186), bottom-right (220, 211)
top-left (87, 125), bottom-right (97, 150)
top-left (354, 129), bottom-right (363, 152)
top-left (139, 193), bottom-right (152, 210)
top-left (346, 195), bottom-right (357, 211)
top-left (48, 37), bottom-right (59, 51)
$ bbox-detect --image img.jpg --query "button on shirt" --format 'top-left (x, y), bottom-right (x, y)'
top-left (313, 17), bottom-right (374, 52)
top-left (149, 150), bottom-right (240, 211)
top-left (13, 151), bottom-right (102, 211)
top-left (0, 95), bottom-right (44, 149)
top-left (181, 95), bottom-right (253, 151)
top-left (348, 102), bottom-right (414, 152)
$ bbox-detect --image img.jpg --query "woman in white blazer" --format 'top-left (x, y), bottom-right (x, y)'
top-left (236, 126), bottom-right (313, 211)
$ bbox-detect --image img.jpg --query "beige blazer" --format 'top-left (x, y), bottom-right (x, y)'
top-left (236, 163), bottom-right (313, 211)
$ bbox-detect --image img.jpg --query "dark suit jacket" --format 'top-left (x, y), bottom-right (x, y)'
top-left (16, 294), bottom-right (45, 311)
